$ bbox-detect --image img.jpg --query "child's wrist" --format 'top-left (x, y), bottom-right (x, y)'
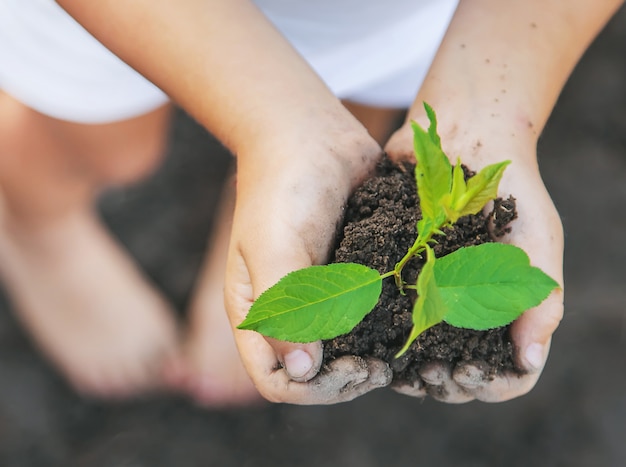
top-left (236, 116), bottom-right (382, 188)
top-left (402, 97), bottom-right (540, 166)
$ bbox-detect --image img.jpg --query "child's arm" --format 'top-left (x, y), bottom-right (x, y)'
top-left (56, 0), bottom-right (391, 403)
top-left (386, 0), bottom-right (624, 401)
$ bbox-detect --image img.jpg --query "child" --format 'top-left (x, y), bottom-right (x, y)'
top-left (0, 0), bottom-right (622, 405)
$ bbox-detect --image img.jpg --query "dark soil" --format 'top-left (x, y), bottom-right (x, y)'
top-left (324, 156), bottom-right (520, 384)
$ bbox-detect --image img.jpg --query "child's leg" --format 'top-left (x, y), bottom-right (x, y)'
top-left (342, 100), bottom-right (406, 146)
top-left (178, 101), bottom-right (404, 405)
top-left (166, 176), bottom-right (260, 406)
top-left (0, 91), bottom-right (179, 398)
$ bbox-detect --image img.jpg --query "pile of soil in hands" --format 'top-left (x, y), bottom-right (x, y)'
top-left (323, 156), bottom-right (520, 386)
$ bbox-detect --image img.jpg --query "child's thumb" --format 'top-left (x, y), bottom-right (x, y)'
top-left (240, 229), bottom-right (325, 382)
top-left (265, 338), bottom-right (323, 382)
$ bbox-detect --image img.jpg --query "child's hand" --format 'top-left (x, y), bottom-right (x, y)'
top-left (225, 128), bottom-right (394, 404)
top-left (385, 120), bottom-right (564, 403)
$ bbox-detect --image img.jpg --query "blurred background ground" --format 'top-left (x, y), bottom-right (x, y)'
top-left (0, 6), bottom-right (625, 467)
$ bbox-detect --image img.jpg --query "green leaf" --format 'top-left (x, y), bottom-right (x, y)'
top-left (423, 102), bottom-right (442, 148)
top-left (434, 243), bottom-right (560, 330)
top-left (451, 160), bottom-right (511, 220)
top-left (416, 217), bottom-right (445, 244)
top-left (396, 246), bottom-right (447, 357)
top-left (449, 159), bottom-right (467, 202)
top-left (442, 160), bottom-right (467, 221)
top-left (238, 263), bottom-right (383, 342)
top-left (412, 116), bottom-right (451, 225)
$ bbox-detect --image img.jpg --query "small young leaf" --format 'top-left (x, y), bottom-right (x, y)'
top-left (415, 217), bottom-right (445, 244)
top-left (396, 246), bottom-right (447, 357)
top-left (451, 160), bottom-right (511, 220)
top-left (237, 263), bottom-right (382, 342)
top-left (412, 117), bottom-right (451, 224)
top-left (449, 159), bottom-right (467, 202)
top-left (441, 160), bottom-right (467, 221)
top-left (434, 243), bottom-right (560, 330)
top-left (423, 102), bottom-right (442, 148)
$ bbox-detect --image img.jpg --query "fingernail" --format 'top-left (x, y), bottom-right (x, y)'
top-left (283, 349), bottom-right (313, 379)
top-left (524, 343), bottom-right (544, 371)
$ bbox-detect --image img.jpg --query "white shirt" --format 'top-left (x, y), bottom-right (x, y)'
top-left (256, 0), bottom-right (458, 106)
top-left (0, 0), bottom-right (458, 122)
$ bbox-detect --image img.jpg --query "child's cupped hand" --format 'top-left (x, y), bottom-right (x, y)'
top-left (224, 126), bottom-right (394, 404)
top-left (385, 119), bottom-right (564, 402)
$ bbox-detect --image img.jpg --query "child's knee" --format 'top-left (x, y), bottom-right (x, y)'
top-left (65, 104), bottom-right (172, 186)
top-left (0, 92), bottom-right (34, 154)
top-left (95, 128), bottom-right (168, 185)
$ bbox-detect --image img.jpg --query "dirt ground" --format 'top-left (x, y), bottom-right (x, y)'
top-left (1, 7), bottom-right (625, 467)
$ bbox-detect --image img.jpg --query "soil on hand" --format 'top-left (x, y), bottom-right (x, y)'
top-left (323, 156), bottom-right (520, 386)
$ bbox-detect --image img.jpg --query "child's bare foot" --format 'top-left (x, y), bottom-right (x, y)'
top-left (0, 206), bottom-right (180, 399)
top-left (170, 283), bottom-right (261, 407)
top-left (164, 181), bottom-right (261, 407)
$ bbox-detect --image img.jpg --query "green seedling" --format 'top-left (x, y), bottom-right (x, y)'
top-left (238, 103), bottom-right (560, 357)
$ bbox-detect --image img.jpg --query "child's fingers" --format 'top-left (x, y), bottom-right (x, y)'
top-left (265, 338), bottom-right (323, 383)
top-left (244, 344), bottom-right (391, 404)
top-left (453, 361), bottom-right (546, 403)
